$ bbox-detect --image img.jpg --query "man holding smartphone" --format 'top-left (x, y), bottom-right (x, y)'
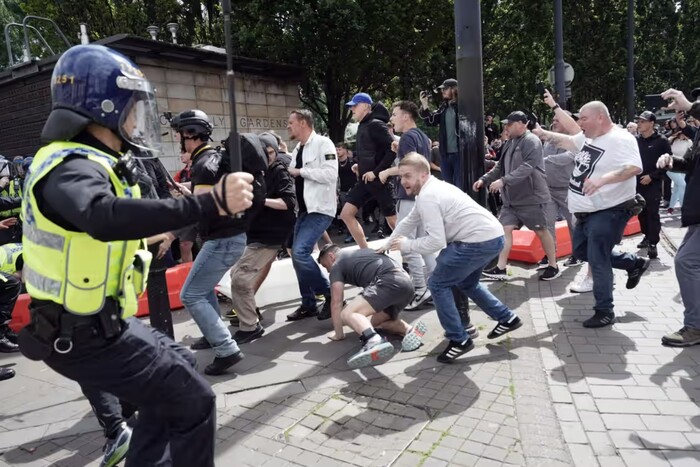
top-left (419, 79), bottom-right (462, 189)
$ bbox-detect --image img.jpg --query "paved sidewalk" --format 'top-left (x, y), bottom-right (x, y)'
top-left (0, 214), bottom-right (697, 466)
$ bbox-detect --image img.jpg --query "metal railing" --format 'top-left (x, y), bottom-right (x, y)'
top-left (3, 15), bottom-right (71, 67)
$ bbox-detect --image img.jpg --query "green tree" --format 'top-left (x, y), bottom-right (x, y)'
top-left (231, 0), bottom-right (455, 142)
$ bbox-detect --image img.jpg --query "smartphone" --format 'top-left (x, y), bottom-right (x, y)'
top-left (536, 82), bottom-right (546, 96)
top-left (644, 94), bottom-right (667, 111)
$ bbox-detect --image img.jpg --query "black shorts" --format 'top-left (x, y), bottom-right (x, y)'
top-left (177, 225), bottom-right (198, 243)
top-left (346, 179), bottom-right (396, 217)
top-left (361, 270), bottom-right (414, 319)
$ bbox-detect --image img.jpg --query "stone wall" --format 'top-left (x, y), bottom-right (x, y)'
top-left (136, 57), bottom-right (301, 172)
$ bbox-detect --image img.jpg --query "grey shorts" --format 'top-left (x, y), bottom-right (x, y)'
top-left (361, 270), bottom-right (414, 319)
top-left (499, 204), bottom-right (548, 231)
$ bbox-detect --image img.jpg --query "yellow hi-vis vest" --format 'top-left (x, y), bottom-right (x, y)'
top-left (0, 178), bottom-right (22, 218)
top-left (22, 141), bottom-right (152, 318)
top-left (0, 243), bottom-right (22, 274)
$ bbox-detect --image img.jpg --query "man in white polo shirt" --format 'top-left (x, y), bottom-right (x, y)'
top-left (383, 153), bottom-right (522, 364)
top-left (534, 101), bottom-right (651, 328)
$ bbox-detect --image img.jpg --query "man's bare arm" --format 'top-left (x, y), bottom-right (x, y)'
top-left (534, 128), bottom-right (580, 152)
top-left (603, 165), bottom-right (642, 184)
top-left (330, 281), bottom-right (345, 338)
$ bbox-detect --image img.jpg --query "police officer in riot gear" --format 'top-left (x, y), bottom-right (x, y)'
top-left (18, 44), bottom-right (254, 466)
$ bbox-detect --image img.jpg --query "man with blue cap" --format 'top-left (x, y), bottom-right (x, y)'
top-left (340, 92), bottom-right (397, 248)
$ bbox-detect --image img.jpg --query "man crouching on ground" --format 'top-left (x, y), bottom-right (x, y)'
top-left (318, 244), bottom-right (427, 368)
top-left (384, 153), bottom-right (522, 363)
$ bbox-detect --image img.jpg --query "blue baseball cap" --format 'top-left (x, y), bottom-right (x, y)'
top-left (346, 93), bottom-right (373, 107)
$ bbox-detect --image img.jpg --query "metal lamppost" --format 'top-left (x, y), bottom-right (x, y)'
top-left (626, 0), bottom-right (635, 122)
top-left (454, 0), bottom-right (486, 206)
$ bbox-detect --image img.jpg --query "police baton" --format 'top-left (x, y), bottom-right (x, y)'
top-left (222, 0), bottom-right (244, 219)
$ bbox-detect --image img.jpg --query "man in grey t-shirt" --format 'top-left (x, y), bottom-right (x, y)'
top-left (318, 245), bottom-right (427, 369)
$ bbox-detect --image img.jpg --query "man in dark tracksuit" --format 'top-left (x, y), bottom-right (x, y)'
top-left (635, 111), bottom-right (672, 259)
top-left (340, 93), bottom-right (397, 249)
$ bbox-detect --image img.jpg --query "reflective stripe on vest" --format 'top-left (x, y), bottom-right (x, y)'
top-left (22, 142), bottom-right (151, 318)
top-left (0, 243), bottom-right (22, 274)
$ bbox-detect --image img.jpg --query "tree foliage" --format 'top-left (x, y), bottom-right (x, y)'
top-left (4, 0), bottom-right (700, 138)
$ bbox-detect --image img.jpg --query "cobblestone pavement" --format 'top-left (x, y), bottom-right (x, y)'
top-left (0, 213), bottom-right (697, 466)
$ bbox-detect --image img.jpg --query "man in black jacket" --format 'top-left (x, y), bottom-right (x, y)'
top-left (340, 93), bottom-right (397, 248)
top-left (229, 134), bottom-right (296, 343)
top-left (658, 88), bottom-right (700, 347)
top-left (175, 110), bottom-right (266, 375)
top-left (635, 111), bottom-right (672, 259)
top-left (419, 79), bottom-right (461, 189)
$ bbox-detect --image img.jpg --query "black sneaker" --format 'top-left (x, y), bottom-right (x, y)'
top-left (0, 367), bottom-right (15, 381)
top-left (539, 266), bottom-right (561, 281)
top-left (637, 237), bottom-right (649, 249)
top-left (317, 298), bottom-right (332, 320)
top-left (437, 338), bottom-right (475, 363)
top-left (190, 337), bottom-right (212, 350)
top-left (482, 266), bottom-right (508, 280)
top-left (536, 257), bottom-right (548, 270)
top-left (563, 256), bottom-right (584, 267)
top-left (487, 316), bottom-right (523, 339)
top-left (233, 324), bottom-right (265, 344)
top-left (287, 305), bottom-right (317, 321)
top-left (204, 351), bottom-right (244, 375)
top-left (0, 337), bottom-right (19, 353)
top-left (448, 324), bottom-right (480, 339)
top-left (648, 245), bottom-right (658, 259)
top-left (583, 311), bottom-right (615, 328)
top-left (466, 324), bottom-right (480, 339)
top-left (1, 327), bottom-right (18, 345)
top-left (626, 257), bottom-right (651, 289)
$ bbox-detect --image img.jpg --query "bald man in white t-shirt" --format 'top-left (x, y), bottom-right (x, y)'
top-left (534, 101), bottom-right (651, 329)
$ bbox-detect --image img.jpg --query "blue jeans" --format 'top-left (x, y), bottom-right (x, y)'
top-left (180, 234), bottom-right (245, 358)
top-left (292, 212), bottom-right (333, 308)
top-left (572, 209), bottom-right (639, 313)
top-left (428, 236), bottom-right (514, 342)
top-left (667, 171), bottom-right (686, 209)
top-left (440, 152), bottom-right (463, 191)
top-left (676, 225), bottom-right (700, 329)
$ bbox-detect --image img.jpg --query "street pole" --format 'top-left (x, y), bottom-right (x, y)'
top-left (626, 0), bottom-right (635, 122)
top-left (553, 0), bottom-right (567, 109)
top-left (454, 0), bottom-right (485, 206)
top-left (222, 0), bottom-right (242, 173)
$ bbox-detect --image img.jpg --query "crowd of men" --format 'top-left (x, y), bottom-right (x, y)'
top-left (1, 42), bottom-right (699, 466)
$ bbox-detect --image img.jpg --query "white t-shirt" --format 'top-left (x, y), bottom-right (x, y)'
top-left (568, 127), bottom-right (642, 213)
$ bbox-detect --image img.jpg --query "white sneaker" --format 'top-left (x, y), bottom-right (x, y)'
top-left (570, 276), bottom-right (593, 293)
top-left (405, 288), bottom-right (432, 311)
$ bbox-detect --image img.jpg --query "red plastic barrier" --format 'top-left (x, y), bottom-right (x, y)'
top-left (10, 262), bottom-right (194, 331)
top-left (508, 220), bottom-right (572, 264)
top-left (509, 217), bottom-right (643, 264)
top-left (623, 216), bottom-right (641, 236)
top-left (8, 294), bottom-right (30, 333)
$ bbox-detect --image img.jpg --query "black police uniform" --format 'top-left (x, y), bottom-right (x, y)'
top-left (23, 132), bottom-right (221, 466)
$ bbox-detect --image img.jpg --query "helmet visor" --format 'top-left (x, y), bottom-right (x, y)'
top-left (117, 77), bottom-right (162, 157)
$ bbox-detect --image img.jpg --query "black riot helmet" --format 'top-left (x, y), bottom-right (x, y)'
top-left (171, 109), bottom-right (213, 152)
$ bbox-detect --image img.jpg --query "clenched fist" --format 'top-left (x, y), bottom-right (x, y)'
top-left (212, 172), bottom-right (254, 216)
